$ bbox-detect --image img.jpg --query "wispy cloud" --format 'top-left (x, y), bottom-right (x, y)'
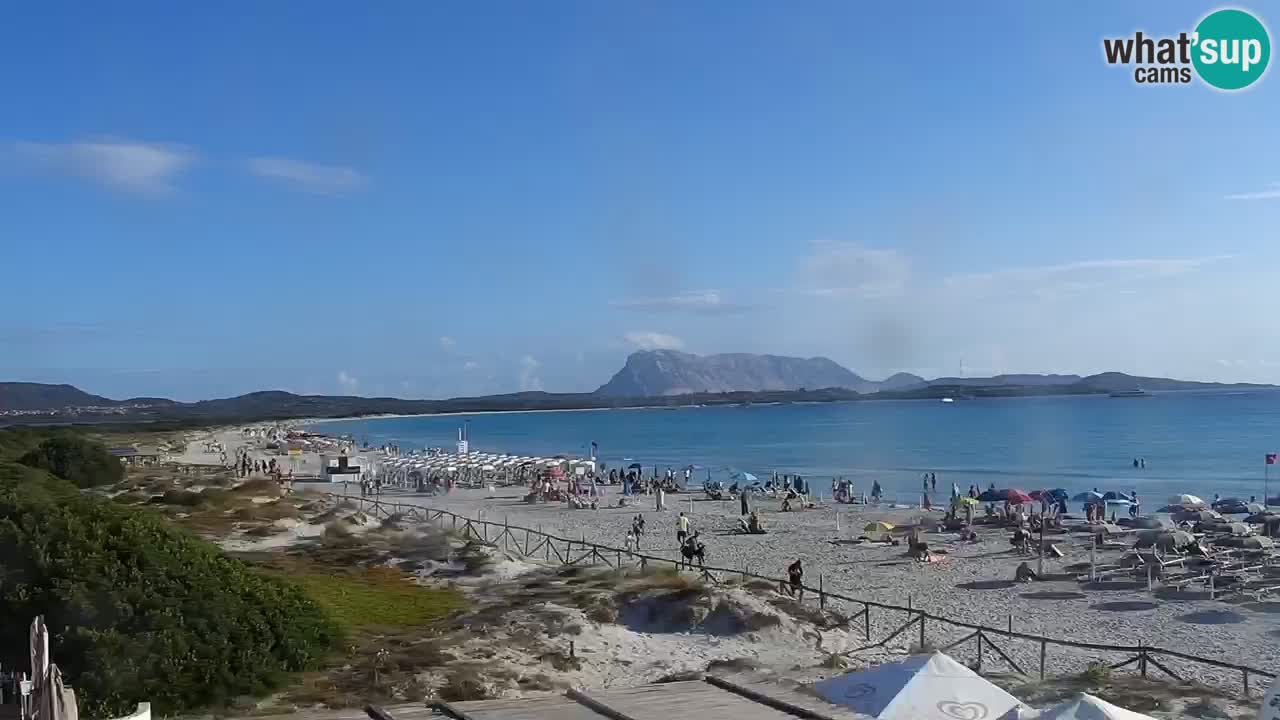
top-left (518, 355), bottom-right (544, 391)
top-left (12, 139), bottom-right (196, 194)
top-left (439, 336), bottom-right (457, 350)
top-left (624, 331), bottom-right (685, 351)
top-left (463, 360), bottom-right (480, 371)
top-left (946, 256), bottom-right (1233, 291)
top-left (248, 156), bottom-right (368, 196)
top-left (336, 370), bottom-right (359, 394)
top-left (1224, 183), bottom-right (1280, 201)
top-left (610, 290), bottom-right (754, 314)
top-left (794, 242), bottom-right (911, 299)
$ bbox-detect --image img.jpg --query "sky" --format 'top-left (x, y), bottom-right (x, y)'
top-left (2, 1), bottom-right (1279, 401)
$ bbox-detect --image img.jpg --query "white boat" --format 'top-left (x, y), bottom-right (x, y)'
top-left (940, 397), bottom-right (955, 403)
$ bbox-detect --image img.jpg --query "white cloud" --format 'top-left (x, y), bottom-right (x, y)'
top-left (518, 355), bottom-right (544, 391)
top-left (13, 139), bottom-right (195, 194)
top-left (610, 290), bottom-right (752, 314)
top-left (439, 336), bottom-right (457, 350)
top-left (463, 360), bottom-right (480, 371)
top-left (248, 156), bottom-right (368, 196)
top-left (794, 242), bottom-right (911, 299)
top-left (1224, 183), bottom-right (1280, 200)
top-left (624, 331), bottom-right (685, 351)
top-left (336, 370), bottom-right (359, 394)
top-left (944, 255), bottom-right (1233, 297)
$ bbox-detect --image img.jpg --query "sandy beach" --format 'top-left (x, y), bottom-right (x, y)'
top-left (155, 423), bottom-right (1278, 695)
top-left (358, 484), bottom-right (1280, 691)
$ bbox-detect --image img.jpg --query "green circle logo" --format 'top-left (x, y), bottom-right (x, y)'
top-left (1193, 9), bottom-right (1270, 90)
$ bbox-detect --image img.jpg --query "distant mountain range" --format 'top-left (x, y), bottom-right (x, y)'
top-left (593, 350), bottom-right (1276, 397)
top-left (2, 353), bottom-right (1276, 425)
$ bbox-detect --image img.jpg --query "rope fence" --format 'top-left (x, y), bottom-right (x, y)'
top-left (328, 492), bottom-right (1275, 698)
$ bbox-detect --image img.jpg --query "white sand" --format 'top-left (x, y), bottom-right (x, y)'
top-left (364, 485), bottom-right (1280, 691)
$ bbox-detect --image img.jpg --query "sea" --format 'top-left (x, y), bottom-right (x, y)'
top-left (309, 390), bottom-right (1280, 505)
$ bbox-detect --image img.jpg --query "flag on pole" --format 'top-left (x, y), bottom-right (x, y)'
top-left (1268, 453), bottom-right (1278, 465)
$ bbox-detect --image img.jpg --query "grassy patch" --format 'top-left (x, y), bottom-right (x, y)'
top-left (290, 567), bottom-right (463, 630)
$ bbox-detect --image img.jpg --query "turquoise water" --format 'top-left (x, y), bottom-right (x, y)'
top-left (312, 391), bottom-right (1280, 504)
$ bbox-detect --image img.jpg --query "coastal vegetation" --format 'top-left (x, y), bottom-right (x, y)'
top-left (17, 434), bottom-right (124, 487)
top-left (0, 452), bottom-right (340, 716)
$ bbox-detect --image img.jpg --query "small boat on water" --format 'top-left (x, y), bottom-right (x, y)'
top-left (1109, 388), bottom-right (1149, 398)
top-left (940, 397), bottom-right (955, 403)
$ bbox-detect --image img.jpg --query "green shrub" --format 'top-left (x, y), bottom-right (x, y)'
top-left (0, 462), bottom-right (338, 716)
top-left (17, 435), bottom-right (124, 488)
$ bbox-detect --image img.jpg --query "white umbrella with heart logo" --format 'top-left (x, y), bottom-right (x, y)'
top-left (814, 652), bottom-right (1023, 720)
top-left (1028, 693), bottom-right (1156, 720)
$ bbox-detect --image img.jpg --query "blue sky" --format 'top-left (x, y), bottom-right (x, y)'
top-left (3, 1), bottom-right (1279, 400)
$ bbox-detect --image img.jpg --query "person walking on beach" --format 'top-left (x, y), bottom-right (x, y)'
top-left (787, 559), bottom-right (804, 601)
top-left (1130, 491), bottom-right (1140, 517)
top-left (677, 512), bottom-right (690, 545)
top-left (740, 488), bottom-right (750, 516)
top-left (656, 485), bottom-right (667, 511)
top-left (930, 473), bottom-right (937, 494)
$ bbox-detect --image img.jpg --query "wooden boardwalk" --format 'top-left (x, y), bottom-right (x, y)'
top-left (249, 677), bottom-right (862, 720)
top-left (434, 678), bottom-right (860, 720)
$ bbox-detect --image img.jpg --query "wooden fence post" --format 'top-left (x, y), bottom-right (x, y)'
top-left (1007, 614), bottom-right (1013, 634)
top-left (976, 631), bottom-right (983, 672)
top-left (918, 613), bottom-right (926, 649)
top-left (819, 575), bottom-right (826, 610)
top-left (863, 606), bottom-right (871, 642)
top-left (1243, 669), bottom-right (1250, 696)
top-left (1039, 639), bottom-right (1047, 680)
top-left (1139, 644), bottom-right (1147, 678)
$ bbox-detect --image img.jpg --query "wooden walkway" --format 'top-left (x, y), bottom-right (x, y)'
top-left (248, 678), bottom-right (861, 720)
top-left (433, 679), bottom-right (860, 720)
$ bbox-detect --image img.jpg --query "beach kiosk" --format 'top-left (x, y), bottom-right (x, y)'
top-left (320, 454), bottom-right (364, 483)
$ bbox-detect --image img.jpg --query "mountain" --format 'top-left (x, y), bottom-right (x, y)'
top-left (879, 372), bottom-right (928, 391)
top-left (1077, 372), bottom-right (1276, 392)
top-left (0, 382), bottom-right (119, 411)
top-left (594, 350), bottom-right (880, 396)
top-left (2, 368), bottom-right (1277, 426)
top-left (924, 374), bottom-right (1082, 388)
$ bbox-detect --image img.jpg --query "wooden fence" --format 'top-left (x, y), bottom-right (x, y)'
top-left (330, 493), bottom-right (1276, 697)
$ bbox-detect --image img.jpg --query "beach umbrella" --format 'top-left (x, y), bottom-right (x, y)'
top-left (1135, 529), bottom-right (1194, 550)
top-left (1226, 522), bottom-right (1251, 536)
top-left (1128, 516), bottom-right (1172, 530)
top-left (1174, 509), bottom-right (1220, 523)
top-left (1072, 491), bottom-right (1103, 503)
top-left (1034, 692), bottom-right (1157, 720)
top-left (1033, 488), bottom-right (1069, 501)
top-left (1246, 512), bottom-right (1279, 524)
top-left (1215, 499), bottom-right (1250, 515)
top-left (864, 521), bottom-right (896, 533)
top-left (1247, 503), bottom-right (1266, 514)
top-left (977, 489), bottom-right (1005, 502)
top-left (729, 471), bottom-right (759, 484)
top-left (627, 463), bottom-right (642, 470)
top-left (814, 652), bottom-right (1023, 720)
top-left (1102, 491), bottom-right (1133, 503)
top-left (1216, 535), bottom-right (1275, 550)
top-left (1006, 490), bottom-right (1034, 505)
top-left (1168, 493), bottom-right (1206, 508)
top-left (1212, 496), bottom-right (1243, 508)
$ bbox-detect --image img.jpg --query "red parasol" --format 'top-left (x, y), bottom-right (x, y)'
top-left (1006, 489), bottom-right (1034, 505)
